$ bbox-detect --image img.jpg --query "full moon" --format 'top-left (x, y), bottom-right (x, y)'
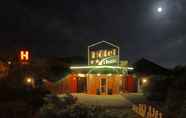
top-left (157, 7), bottom-right (163, 13)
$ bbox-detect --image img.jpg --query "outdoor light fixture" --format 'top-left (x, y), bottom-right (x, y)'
top-left (97, 73), bottom-right (101, 76)
top-left (8, 61), bottom-right (12, 65)
top-left (42, 79), bottom-right (47, 82)
top-left (78, 73), bottom-right (86, 77)
top-left (27, 78), bottom-right (32, 83)
top-left (128, 67), bottom-right (134, 70)
top-left (142, 78), bottom-right (147, 84)
top-left (25, 77), bottom-right (33, 85)
top-left (108, 73), bottom-right (112, 76)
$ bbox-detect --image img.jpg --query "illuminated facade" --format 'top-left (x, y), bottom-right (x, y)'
top-left (60, 41), bottom-right (136, 95)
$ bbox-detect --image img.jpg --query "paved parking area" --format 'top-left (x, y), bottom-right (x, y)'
top-left (71, 93), bottom-right (132, 108)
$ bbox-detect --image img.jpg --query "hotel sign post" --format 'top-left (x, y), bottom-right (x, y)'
top-left (88, 41), bottom-right (120, 66)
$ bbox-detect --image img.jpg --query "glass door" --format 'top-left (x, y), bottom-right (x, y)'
top-left (100, 78), bottom-right (107, 95)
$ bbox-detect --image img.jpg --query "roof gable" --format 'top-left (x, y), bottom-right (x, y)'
top-left (133, 58), bottom-right (171, 75)
top-left (88, 40), bottom-right (119, 49)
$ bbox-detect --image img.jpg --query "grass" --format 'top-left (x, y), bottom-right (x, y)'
top-left (71, 93), bottom-right (132, 108)
top-left (122, 93), bottom-right (146, 104)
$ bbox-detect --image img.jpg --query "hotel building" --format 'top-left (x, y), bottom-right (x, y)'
top-left (59, 41), bottom-right (136, 95)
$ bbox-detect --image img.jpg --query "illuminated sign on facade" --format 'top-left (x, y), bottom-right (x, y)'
top-left (88, 41), bottom-right (120, 66)
top-left (19, 50), bottom-right (30, 64)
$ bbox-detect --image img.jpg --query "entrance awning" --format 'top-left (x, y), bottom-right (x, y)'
top-left (70, 66), bottom-right (133, 70)
top-left (70, 66), bottom-right (134, 74)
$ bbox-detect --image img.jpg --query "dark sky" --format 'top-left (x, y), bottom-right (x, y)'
top-left (0, 0), bottom-right (186, 68)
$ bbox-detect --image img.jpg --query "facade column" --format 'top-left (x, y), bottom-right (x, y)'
top-left (87, 75), bottom-right (89, 94)
top-left (137, 78), bottom-right (142, 93)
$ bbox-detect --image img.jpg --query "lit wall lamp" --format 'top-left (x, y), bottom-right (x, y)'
top-left (8, 61), bottom-right (12, 65)
top-left (97, 73), bottom-right (101, 76)
top-left (78, 73), bottom-right (86, 77)
top-left (142, 78), bottom-right (148, 84)
top-left (108, 73), bottom-right (112, 76)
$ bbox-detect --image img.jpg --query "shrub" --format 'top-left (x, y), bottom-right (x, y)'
top-left (163, 77), bottom-right (186, 117)
top-left (39, 94), bottom-right (104, 118)
top-left (39, 93), bottom-right (136, 118)
top-left (143, 78), bottom-right (170, 101)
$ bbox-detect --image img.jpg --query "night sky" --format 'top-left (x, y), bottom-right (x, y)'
top-left (0, 0), bottom-right (186, 68)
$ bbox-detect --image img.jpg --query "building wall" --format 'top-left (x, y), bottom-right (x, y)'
top-left (87, 75), bottom-right (100, 94)
top-left (59, 74), bottom-right (78, 93)
top-left (125, 75), bottom-right (137, 92)
top-left (57, 73), bottom-right (137, 95)
top-left (68, 76), bottom-right (77, 93)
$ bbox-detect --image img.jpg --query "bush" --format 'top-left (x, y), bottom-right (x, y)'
top-left (163, 77), bottom-right (186, 117)
top-left (178, 98), bottom-right (186, 118)
top-left (39, 93), bottom-right (104, 118)
top-left (143, 78), bottom-right (170, 101)
top-left (39, 93), bottom-right (136, 118)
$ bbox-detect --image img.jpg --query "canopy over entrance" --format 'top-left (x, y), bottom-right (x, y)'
top-left (70, 65), bottom-right (133, 75)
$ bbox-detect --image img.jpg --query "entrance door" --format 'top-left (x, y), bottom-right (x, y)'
top-left (100, 78), bottom-right (107, 95)
top-left (77, 77), bottom-right (87, 93)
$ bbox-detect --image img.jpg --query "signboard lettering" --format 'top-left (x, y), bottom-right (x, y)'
top-left (88, 41), bottom-right (119, 66)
